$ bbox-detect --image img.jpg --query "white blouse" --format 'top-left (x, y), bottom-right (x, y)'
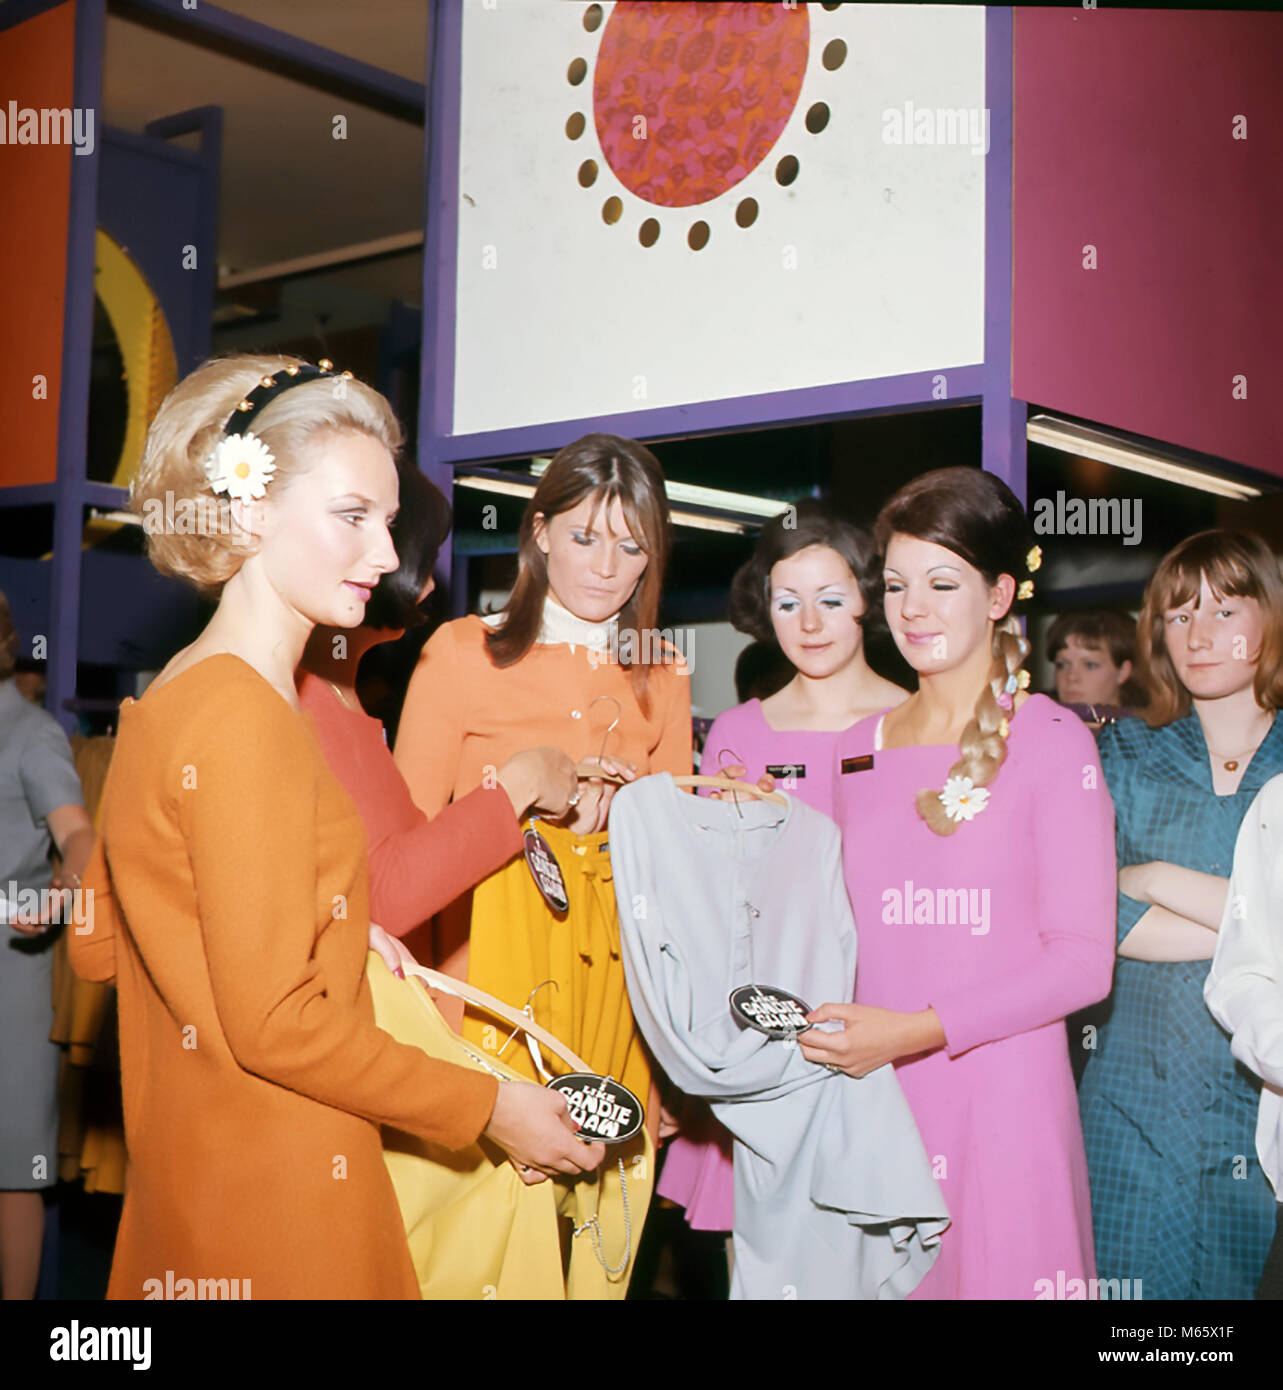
top-left (1205, 774), bottom-right (1283, 1199)
top-left (481, 593), bottom-right (618, 654)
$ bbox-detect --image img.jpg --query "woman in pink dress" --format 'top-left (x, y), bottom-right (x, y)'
top-left (660, 501), bottom-right (907, 1239)
top-left (805, 467), bottom-right (1116, 1299)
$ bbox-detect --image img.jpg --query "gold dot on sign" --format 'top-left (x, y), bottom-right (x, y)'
top-left (688, 221), bottom-right (710, 251)
top-left (639, 218), bottom-right (660, 248)
top-left (567, 57), bottom-right (587, 86)
top-left (578, 159), bottom-right (598, 188)
top-left (776, 154), bottom-right (799, 186)
top-left (805, 103), bottom-right (830, 135)
top-left (583, 3), bottom-right (603, 32)
top-left (735, 198), bottom-right (758, 228)
top-left (565, 111), bottom-right (586, 140)
top-left (602, 196), bottom-right (623, 225)
top-left (823, 39), bottom-right (847, 71)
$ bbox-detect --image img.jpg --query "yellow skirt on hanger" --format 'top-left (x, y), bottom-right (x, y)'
top-left (366, 952), bottom-right (648, 1300)
top-left (463, 820), bottom-right (654, 1108)
top-left (459, 821), bottom-right (657, 1296)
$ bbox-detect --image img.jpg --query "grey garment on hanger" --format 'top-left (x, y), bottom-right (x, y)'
top-left (610, 772), bottom-right (949, 1300)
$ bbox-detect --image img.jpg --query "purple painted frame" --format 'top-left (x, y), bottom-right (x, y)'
top-left (982, 7), bottom-right (1025, 502)
top-left (115, 0), bottom-right (425, 119)
top-left (45, 0), bottom-right (106, 734)
top-left (419, 4), bottom-right (1022, 574)
top-left (2, 0), bottom-right (425, 731)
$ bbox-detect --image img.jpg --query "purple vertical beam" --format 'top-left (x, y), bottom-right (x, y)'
top-left (144, 104), bottom-right (222, 370)
top-left (982, 7), bottom-right (1026, 502)
top-left (419, 0), bottom-right (464, 591)
top-left (47, 0), bottom-right (105, 732)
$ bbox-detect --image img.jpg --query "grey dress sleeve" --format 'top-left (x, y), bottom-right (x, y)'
top-left (19, 713), bottom-right (84, 827)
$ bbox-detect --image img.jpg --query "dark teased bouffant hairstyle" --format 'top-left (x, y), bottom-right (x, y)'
top-left (728, 499), bottom-right (887, 645)
top-left (1135, 529), bottom-right (1283, 727)
top-left (484, 433), bottom-right (671, 712)
top-left (363, 462), bottom-right (453, 631)
top-left (876, 466), bottom-right (1035, 836)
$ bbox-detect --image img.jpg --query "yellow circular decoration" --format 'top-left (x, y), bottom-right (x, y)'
top-left (91, 229), bottom-right (178, 491)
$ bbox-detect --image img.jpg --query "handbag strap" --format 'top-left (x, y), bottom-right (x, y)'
top-left (398, 960), bottom-right (590, 1074)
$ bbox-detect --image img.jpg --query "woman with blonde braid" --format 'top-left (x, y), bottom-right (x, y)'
top-left (807, 467), bottom-right (1116, 1299)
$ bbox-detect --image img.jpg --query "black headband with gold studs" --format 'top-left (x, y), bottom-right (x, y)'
top-left (224, 358), bottom-right (353, 437)
top-left (205, 359), bottom-right (354, 502)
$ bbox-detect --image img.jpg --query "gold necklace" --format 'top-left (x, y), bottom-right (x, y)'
top-left (1208, 719), bottom-right (1274, 772)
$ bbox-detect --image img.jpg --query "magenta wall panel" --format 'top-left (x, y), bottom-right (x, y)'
top-left (1013, 8), bottom-right (1281, 478)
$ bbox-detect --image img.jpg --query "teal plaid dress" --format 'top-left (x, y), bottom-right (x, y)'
top-left (1079, 712), bottom-right (1283, 1298)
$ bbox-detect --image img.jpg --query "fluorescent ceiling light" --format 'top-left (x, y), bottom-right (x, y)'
top-left (530, 457), bottom-right (790, 519)
top-left (454, 474), bottom-right (748, 533)
top-left (1027, 416), bottom-right (1262, 500)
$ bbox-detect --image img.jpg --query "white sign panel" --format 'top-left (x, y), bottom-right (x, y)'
top-left (453, 2), bottom-right (986, 436)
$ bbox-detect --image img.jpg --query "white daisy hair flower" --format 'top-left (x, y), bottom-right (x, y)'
top-left (205, 431), bottom-right (276, 501)
top-left (938, 776), bottom-right (990, 823)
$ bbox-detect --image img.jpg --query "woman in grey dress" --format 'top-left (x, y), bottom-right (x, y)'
top-left (0, 591), bottom-right (94, 1298)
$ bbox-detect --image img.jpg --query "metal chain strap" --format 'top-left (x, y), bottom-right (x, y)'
top-left (572, 1158), bottom-right (631, 1277)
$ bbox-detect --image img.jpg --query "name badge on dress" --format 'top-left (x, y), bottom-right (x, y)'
top-left (840, 754), bottom-right (874, 775)
top-left (546, 1073), bottom-right (644, 1144)
top-left (729, 984), bottom-right (814, 1040)
top-left (523, 825), bottom-right (569, 913)
top-left (766, 763), bottom-right (805, 780)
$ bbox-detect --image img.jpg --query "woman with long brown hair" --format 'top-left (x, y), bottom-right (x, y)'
top-left (1079, 528), bottom-right (1283, 1299)
top-left (393, 433), bottom-right (693, 1291)
top-left (810, 466), bottom-right (1116, 1298)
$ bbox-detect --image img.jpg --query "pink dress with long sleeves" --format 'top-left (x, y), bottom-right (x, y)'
top-left (833, 694), bottom-right (1116, 1299)
top-left (658, 698), bottom-right (849, 1230)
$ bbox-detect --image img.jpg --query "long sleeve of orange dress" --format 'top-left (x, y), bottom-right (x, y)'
top-left (393, 616), bottom-right (694, 813)
top-left (297, 673), bottom-right (523, 936)
top-left (68, 655), bottom-right (498, 1299)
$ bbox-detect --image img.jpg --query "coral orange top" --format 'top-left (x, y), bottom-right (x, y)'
top-left (297, 672), bottom-right (523, 937)
top-left (393, 614), bottom-right (694, 816)
top-left (69, 655), bottom-right (498, 1300)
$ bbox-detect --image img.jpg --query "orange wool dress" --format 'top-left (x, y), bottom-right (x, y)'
top-left (69, 655), bottom-right (499, 1301)
top-left (392, 613), bottom-right (693, 1010)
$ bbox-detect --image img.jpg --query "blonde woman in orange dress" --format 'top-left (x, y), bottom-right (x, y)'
top-left (69, 356), bottom-right (603, 1299)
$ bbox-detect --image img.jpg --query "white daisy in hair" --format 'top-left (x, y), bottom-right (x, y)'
top-left (206, 432), bottom-right (276, 501)
top-left (939, 775), bottom-right (989, 823)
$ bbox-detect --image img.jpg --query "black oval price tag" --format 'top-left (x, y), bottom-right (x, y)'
top-left (523, 827), bottom-right (569, 913)
top-left (729, 984), bottom-right (814, 1039)
top-left (546, 1073), bottom-right (644, 1144)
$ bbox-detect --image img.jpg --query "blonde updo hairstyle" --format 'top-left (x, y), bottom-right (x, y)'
top-left (131, 353), bottom-right (403, 593)
top-left (875, 467), bottom-right (1035, 836)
